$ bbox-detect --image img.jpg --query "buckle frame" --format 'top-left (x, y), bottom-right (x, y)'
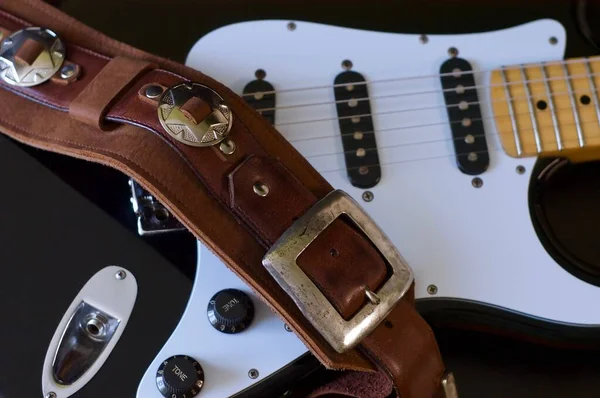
top-left (262, 190), bottom-right (414, 353)
top-left (0, 27), bottom-right (65, 87)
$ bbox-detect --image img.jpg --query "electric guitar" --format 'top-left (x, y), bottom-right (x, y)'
top-left (137, 11), bottom-right (600, 398)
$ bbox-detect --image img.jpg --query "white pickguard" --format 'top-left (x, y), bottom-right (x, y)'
top-left (139, 19), bottom-right (582, 398)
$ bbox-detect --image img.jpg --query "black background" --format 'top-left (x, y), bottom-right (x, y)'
top-left (3, 0), bottom-right (600, 396)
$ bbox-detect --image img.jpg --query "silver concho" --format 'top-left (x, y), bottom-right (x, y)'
top-left (0, 27), bottom-right (65, 87)
top-left (157, 82), bottom-right (233, 147)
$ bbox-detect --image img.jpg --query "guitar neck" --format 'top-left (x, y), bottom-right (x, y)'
top-left (490, 57), bottom-right (600, 158)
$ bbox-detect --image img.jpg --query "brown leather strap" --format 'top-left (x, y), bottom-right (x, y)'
top-left (0, 2), bottom-right (449, 396)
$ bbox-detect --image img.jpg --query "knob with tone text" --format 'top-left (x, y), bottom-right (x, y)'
top-left (207, 289), bottom-right (254, 334)
top-left (155, 355), bottom-right (204, 398)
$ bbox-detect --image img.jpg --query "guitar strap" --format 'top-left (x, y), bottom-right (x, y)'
top-left (0, 1), bottom-right (457, 397)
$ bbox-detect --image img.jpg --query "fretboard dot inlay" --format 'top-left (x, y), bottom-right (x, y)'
top-left (354, 131), bottom-right (363, 140)
top-left (452, 68), bottom-right (462, 78)
top-left (346, 84), bottom-right (354, 92)
top-left (458, 101), bottom-right (468, 111)
top-left (359, 166), bottom-right (369, 175)
top-left (462, 118), bottom-right (472, 127)
top-left (356, 148), bottom-right (366, 157)
top-left (467, 152), bottom-right (478, 162)
top-left (536, 100), bottom-right (548, 111)
top-left (580, 95), bottom-right (591, 105)
top-left (253, 92), bottom-right (264, 100)
top-left (464, 134), bottom-right (475, 144)
top-left (455, 85), bottom-right (465, 94)
top-left (348, 98), bottom-right (358, 107)
top-left (351, 116), bottom-right (360, 124)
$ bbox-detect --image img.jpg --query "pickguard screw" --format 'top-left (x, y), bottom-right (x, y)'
top-left (362, 191), bottom-right (374, 202)
top-left (219, 139), bottom-right (236, 155)
top-left (448, 47), bottom-right (459, 57)
top-left (60, 64), bottom-right (76, 80)
top-left (45, 393), bottom-right (57, 398)
top-left (419, 34), bottom-right (429, 44)
top-left (549, 36), bottom-right (558, 45)
top-left (342, 59), bottom-right (353, 70)
top-left (115, 270), bottom-right (126, 280)
top-left (287, 22), bottom-right (296, 31)
top-left (471, 177), bottom-right (483, 188)
top-left (516, 165), bottom-right (526, 174)
top-left (255, 69), bottom-right (266, 80)
top-left (248, 369), bottom-right (259, 379)
top-left (427, 285), bottom-right (438, 295)
top-left (284, 324), bottom-right (292, 332)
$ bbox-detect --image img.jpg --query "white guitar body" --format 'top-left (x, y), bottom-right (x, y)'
top-left (139, 19), bottom-right (592, 398)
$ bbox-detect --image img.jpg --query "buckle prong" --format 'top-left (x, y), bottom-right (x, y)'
top-left (263, 190), bottom-right (414, 353)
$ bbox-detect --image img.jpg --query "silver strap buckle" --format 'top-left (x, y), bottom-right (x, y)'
top-left (0, 27), bottom-right (65, 87)
top-left (262, 190), bottom-right (414, 353)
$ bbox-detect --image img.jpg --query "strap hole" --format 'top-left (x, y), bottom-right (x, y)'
top-left (330, 248), bottom-right (339, 257)
top-left (384, 320), bottom-right (393, 328)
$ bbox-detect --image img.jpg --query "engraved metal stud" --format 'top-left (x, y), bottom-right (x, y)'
top-left (0, 27), bottom-right (66, 87)
top-left (516, 165), bottom-right (526, 175)
top-left (144, 84), bottom-right (163, 99)
top-left (157, 82), bottom-right (233, 147)
top-left (115, 270), bottom-right (126, 280)
top-left (365, 288), bottom-right (381, 305)
top-left (253, 181), bottom-right (269, 197)
top-left (248, 369), bottom-right (259, 379)
top-left (362, 191), bottom-right (374, 202)
top-left (219, 139), bottom-right (236, 155)
top-left (472, 177), bottom-right (483, 188)
top-left (427, 285), bottom-right (438, 295)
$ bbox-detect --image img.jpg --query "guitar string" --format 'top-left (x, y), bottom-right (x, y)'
top-left (286, 100), bottom-right (595, 145)
top-left (302, 118), bottom-right (600, 161)
top-left (251, 73), bottom-right (600, 116)
top-left (313, 135), bottom-right (590, 175)
top-left (272, 85), bottom-right (597, 128)
top-left (239, 56), bottom-right (598, 98)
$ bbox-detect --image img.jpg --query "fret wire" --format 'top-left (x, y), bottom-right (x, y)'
top-left (519, 65), bottom-right (542, 153)
top-left (500, 67), bottom-right (522, 156)
top-left (562, 63), bottom-right (585, 147)
top-left (584, 58), bottom-right (600, 128)
top-left (540, 63), bottom-right (563, 151)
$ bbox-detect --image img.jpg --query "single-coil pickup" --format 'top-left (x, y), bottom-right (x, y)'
top-left (440, 58), bottom-right (489, 175)
top-left (243, 79), bottom-right (276, 124)
top-left (334, 71), bottom-right (381, 188)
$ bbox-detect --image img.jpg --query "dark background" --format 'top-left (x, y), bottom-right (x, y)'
top-left (4, 0), bottom-right (600, 396)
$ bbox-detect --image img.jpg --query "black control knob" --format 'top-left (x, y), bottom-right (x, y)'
top-left (207, 289), bottom-right (254, 334)
top-left (156, 355), bottom-right (204, 398)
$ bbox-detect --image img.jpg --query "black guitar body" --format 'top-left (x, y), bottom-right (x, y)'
top-left (3, 0), bottom-right (600, 396)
